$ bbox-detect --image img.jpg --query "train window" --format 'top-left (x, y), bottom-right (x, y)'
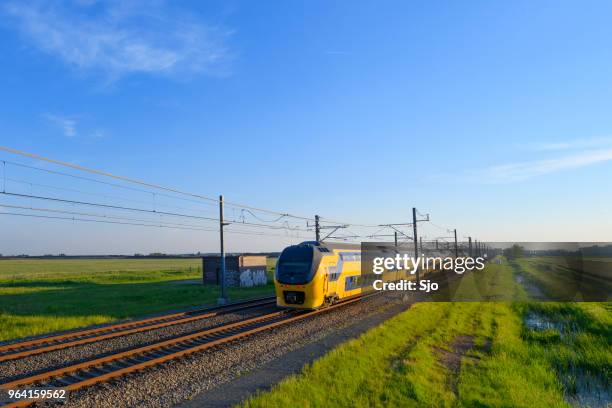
top-left (276, 246), bottom-right (314, 284)
top-left (341, 253), bottom-right (360, 262)
top-left (345, 275), bottom-right (361, 290)
top-left (327, 266), bottom-right (340, 281)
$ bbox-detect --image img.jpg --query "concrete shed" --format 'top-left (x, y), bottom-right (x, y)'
top-left (202, 255), bottom-right (268, 287)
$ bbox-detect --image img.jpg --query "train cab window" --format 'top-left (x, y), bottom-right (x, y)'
top-left (340, 252), bottom-right (361, 262)
top-left (276, 245), bottom-right (315, 284)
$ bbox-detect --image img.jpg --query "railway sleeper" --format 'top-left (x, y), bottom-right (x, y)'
top-left (80, 369), bottom-right (102, 378)
top-left (148, 351), bottom-right (168, 359)
top-left (157, 347), bottom-right (178, 355)
top-left (51, 378), bottom-right (73, 387)
top-left (123, 357), bottom-right (143, 365)
top-left (103, 363), bottom-right (125, 372)
top-left (65, 374), bottom-right (86, 383)
top-left (88, 366), bottom-right (111, 375)
top-left (171, 343), bottom-right (193, 351)
top-left (112, 360), bottom-right (134, 369)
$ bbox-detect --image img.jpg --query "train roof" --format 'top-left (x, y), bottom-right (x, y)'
top-left (297, 240), bottom-right (424, 253)
top-left (297, 241), bottom-right (362, 251)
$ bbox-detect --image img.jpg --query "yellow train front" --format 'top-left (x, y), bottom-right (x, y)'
top-left (274, 241), bottom-right (410, 309)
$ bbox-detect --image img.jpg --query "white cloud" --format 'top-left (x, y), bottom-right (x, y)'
top-left (478, 148), bottom-right (612, 183)
top-left (43, 113), bottom-right (77, 137)
top-left (526, 137), bottom-right (612, 151)
top-left (3, 0), bottom-right (231, 81)
top-left (448, 136), bottom-right (612, 183)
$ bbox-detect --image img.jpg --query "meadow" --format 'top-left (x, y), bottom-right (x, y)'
top-left (516, 257), bottom-right (611, 301)
top-left (0, 258), bottom-right (275, 342)
top-left (243, 259), bottom-right (611, 408)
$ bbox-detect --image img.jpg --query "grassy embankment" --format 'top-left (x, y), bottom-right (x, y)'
top-left (0, 258), bottom-right (276, 342)
top-left (515, 257), bottom-right (612, 301)
top-left (243, 259), bottom-right (610, 407)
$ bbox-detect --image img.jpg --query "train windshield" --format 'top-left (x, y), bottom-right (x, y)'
top-left (276, 245), bottom-right (314, 284)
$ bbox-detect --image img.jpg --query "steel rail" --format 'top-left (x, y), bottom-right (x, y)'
top-left (0, 295), bottom-right (368, 408)
top-left (0, 296), bottom-right (276, 362)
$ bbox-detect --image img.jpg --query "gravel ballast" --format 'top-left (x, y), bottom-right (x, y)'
top-left (0, 304), bottom-right (278, 384)
top-left (47, 293), bottom-right (413, 408)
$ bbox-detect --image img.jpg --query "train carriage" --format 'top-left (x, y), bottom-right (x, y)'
top-left (274, 241), bottom-right (411, 309)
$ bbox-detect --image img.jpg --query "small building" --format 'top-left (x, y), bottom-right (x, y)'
top-left (202, 255), bottom-right (268, 287)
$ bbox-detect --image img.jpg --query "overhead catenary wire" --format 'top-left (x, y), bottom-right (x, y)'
top-left (428, 220), bottom-right (453, 232)
top-left (0, 211), bottom-right (219, 232)
top-left (0, 147), bottom-right (455, 244)
top-left (317, 215), bottom-right (383, 228)
top-left (0, 203), bottom-right (220, 230)
top-left (0, 191), bottom-right (311, 232)
top-left (0, 211), bottom-right (303, 239)
top-left (0, 147), bottom-right (313, 222)
top-left (239, 209), bottom-right (288, 223)
top-left (5, 158), bottom-right (337, 231)
top-left (4, 176), bottom-right (220, 217)
top-left (1, 164), bottom-right (372, 232)
top-left (4, 160), bottom-right (220, 208)
top-left (0, 147), bottom-right (219, 202)
top-left (1, 154), bottom-right (396, 231)
top-left (0, 202), bottom-right (311, 238)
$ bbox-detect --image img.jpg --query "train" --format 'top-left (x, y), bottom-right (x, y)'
top-left (273, 241), bottom-right (414, 309)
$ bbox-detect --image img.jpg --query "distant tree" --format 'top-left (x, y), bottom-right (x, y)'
top-left (504, 244), bottom-right (524, 259)
top-left (581, 244), bottom-right (612, 257)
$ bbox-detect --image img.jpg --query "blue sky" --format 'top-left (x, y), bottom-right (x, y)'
top-left (1, 0), bottom-right (612, 254)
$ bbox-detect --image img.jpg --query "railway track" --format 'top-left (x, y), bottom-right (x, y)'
top-left (0, 294), bottom-right (369, 408)
top-left (0, 296), bottom-right (276, 363)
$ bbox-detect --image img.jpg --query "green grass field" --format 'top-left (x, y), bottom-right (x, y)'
top-left (0, 258), bottom-right (275, 342)
top-left (243, 259), bottom-right (611, 408)
top-left (516, 257), bottom-right (612, 301)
